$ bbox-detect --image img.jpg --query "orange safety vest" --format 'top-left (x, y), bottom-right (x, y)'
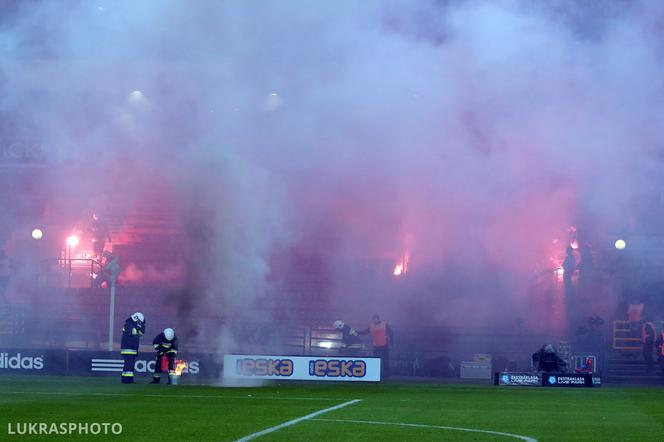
top-left (642, 322), bottom-right (655, 343)
top-left (369, 321), bottom-right (389, 347)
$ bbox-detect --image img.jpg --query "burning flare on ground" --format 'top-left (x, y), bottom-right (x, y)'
top-left (175, 360), bottom-right (187, 375)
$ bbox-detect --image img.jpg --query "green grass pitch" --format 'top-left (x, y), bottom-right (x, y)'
top-left (2, 376), bottom-right (663, 441)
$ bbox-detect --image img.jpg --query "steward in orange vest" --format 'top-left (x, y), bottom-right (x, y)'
top-left (359, 314), bottom-right (394, 378)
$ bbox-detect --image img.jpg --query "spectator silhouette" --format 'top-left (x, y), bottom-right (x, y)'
top-left (562, 246), bottom-right (576, 296)
top-left (577, 243), bottom-right (594, 290)
top-left (0, 249), bottom-right (9, 304)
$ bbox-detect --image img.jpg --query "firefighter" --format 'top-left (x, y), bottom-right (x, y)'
top-left (150, 327), bottom-right (178, 384)
top-left (333, 320), bottom-right (362, 356)
top-left (120, 312), bottom-right (145, 383)
top-left (359, 314), bottom-right (394, 378)
top-left (642, 319), bottom-right (656, 373)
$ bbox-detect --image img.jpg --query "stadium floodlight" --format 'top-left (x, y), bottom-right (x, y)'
top-left (31, 228), bottom-right (43, 240)
top-left (614, 239), bottom-right (626, 250)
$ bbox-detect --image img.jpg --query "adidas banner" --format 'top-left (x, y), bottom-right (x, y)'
top-left (0, 349), bottom-right (220, 378)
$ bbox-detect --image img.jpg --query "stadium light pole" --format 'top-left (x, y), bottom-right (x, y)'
top-left (108, 281), bottom-right (116, 351)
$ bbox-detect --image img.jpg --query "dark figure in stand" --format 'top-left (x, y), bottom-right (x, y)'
top-left (94, 251), bottom-right (121, 288)
top-left (90, 213), bottom-right (111, 258)
top-left (656, 330), bottom-right (664, 375)
top-left (642, 319), bottom-right (656, 373)
top-left (0, 249), bottom-right (10, 304)
top-left (577, 243), bottom-right (594, 289)
top-left (532, 344), bottom-right (567, 372)
top-left (562, 246), bottom-right (576, 297)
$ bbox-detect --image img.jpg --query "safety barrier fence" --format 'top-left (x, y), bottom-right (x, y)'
top-left (612, 320), bottom-right (664, 350)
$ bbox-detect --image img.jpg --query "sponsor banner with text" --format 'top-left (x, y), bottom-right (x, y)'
top-left (223, 354), bottom-right (381, 382)
top-left (0, 349), bottom-right (66, 375)
top-left (0, 349), bottom-right (220, 378)
top-left (495, 371), bottom-right (601, 388)
top-left (543, 373), bottom-right (601, 387)
top-left (496, 372), bottom-right (541, 386)
top-left (66, 351), bottom-right (219, 378)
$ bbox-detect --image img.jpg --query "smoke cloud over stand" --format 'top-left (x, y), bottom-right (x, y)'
top-left (2, 0), bottom-right (664, 355)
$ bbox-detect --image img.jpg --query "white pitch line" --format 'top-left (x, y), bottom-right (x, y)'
top-left (235, 399), bottom-right (361, 442)
top-left (314, 418), bottom-right (538, 442)
top-left (0, 391), bottom-right (351, 402)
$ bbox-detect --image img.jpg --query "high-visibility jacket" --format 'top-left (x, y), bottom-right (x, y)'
top-left (642, 321), bottom-right (656, 344)
top-left (369, 321), bottom-right (390, 347)
top-left (153, 332), bottom-right (178, 354)
top-left (121, 317), bottom-right (145, 354)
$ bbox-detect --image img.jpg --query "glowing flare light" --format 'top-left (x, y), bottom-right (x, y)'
top-left (66, 235), bottom-right (79, 248)
top-left (393, 253), bottom-right (409, 276)
top-left (175, 360), bottom-right (187, 376)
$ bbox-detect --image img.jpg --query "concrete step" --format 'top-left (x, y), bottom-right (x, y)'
top-left (606, 356), bottom-right (664, 384)
top-left (607, 374), bottom-right (664, 384)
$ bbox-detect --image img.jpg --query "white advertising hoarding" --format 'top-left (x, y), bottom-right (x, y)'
top-left (223, 354), bottom-right (381, 382)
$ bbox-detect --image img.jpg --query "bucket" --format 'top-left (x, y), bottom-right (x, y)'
top-left (169, 373), bottom-right (180, 385)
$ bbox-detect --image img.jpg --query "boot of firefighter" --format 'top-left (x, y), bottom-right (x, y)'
top-left (150, 374), bottom-right (161, 384)
top-left (121, 372), bottom-right (134, 384)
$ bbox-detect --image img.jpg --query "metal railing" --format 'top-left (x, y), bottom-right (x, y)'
top-left (612, 320), bottom-right (664, 350)
top-left (55, 257), bottom-right (102, 288)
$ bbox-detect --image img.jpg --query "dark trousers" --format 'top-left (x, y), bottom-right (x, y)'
top-left (154, 352), bottom-right (175, 376)
top-left (563, 276), bottom-right (573, 297)
top-left (644, 341), bottom-right (654, 372)
top-left (339, 344), bottom-right (362, 357)
top-left (121, 353), bottom-right (136, 383)
top-left (374, 346), bottom-right (390, 378)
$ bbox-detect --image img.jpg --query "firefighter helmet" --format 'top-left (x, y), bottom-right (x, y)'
top-left (131, 312), bottom-right (144, 323)
top-left (333, 320), bottom-right (344, 330)
top-left (164, 328), bottom-right (175, 341)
